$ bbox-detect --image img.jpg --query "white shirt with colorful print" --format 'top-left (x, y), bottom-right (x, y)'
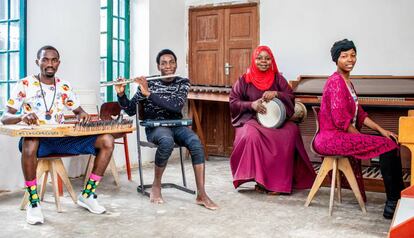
top-left (6, 75), bottom-right (80, 124)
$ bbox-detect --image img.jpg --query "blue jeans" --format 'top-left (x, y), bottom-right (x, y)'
top-left (145, 126), bottom-right (205, 167)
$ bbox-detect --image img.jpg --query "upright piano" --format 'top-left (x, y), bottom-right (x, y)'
top-left (291, 75), bottom-right (414, 192)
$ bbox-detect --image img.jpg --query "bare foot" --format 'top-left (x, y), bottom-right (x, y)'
top-left (254, 184), bottom-right (267, 194)
top-left (196, 194), bottom-right (218, 210)
top-left (255, 183), bottom-right (280, 195)
top-left (150, 186), bottom-right (164, 204)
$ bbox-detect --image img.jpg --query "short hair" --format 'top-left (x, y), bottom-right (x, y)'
top-left (156, 49), bottom-right (177, 65)
top-left (37, 45), bottom-right (60, 59)
top-left (330, 39), bottom-right (356, 63)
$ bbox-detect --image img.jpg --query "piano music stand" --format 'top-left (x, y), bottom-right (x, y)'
top-left (134, 103), bottom-right (195, 196)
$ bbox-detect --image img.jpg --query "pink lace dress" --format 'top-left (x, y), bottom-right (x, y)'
top-left (314, 72), bottom-right (398, 159)
top-left (313, 72), bottom-right (398, 201)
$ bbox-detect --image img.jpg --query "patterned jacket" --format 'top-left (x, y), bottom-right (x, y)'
top-left (118, 76), bottom-right (189, 120)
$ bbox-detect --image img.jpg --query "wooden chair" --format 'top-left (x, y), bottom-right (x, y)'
top-left (83, 102), bottom-right (133, 186)
top-left (98, 102), bottom-right (132, 181)
top-left (304, 106), bottom-right (366, 215)
top-left (135, 103), bottom-right (195, 196)
top-left (20, 154), bottom-right (77, 213)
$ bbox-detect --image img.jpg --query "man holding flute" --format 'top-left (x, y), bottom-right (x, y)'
top-left (1, 46), bottom-right (115, 224)
top-left (116, 49), bottom-right (218, 210)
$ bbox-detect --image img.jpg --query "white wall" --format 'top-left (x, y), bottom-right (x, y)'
top-left (186, 0), bottom-right (414, 80)
top-left (260, 0), bottom-right (414, 80)
top-left (1, 0), bottom-right (113, 191)
top-left (131, 0), bottom-right (186, 77)
top-left (129, 0), bottom-right (187, 164)
top-left (149, 0), bottom-right (187, 76)
top-left (27, 0), bottom-right (101, 93)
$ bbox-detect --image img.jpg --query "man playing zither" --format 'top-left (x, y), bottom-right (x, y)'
top-left (1, 45), bottom-right (115, 225)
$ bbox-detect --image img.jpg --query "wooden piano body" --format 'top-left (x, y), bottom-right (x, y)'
top-left (292, 75), bottom-right (414, 192)
top-left (188, 86), bottom-right (234, 157)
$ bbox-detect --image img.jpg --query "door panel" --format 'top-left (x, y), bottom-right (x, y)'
top-left (224, 6), bottom-right (258, 86)
top-left (189, 4), bottom-right (258, 156)
top-left (190, 9), bottom-right (224, 86)
top-left (228, 48), bottom-right (251, 86)
top-left (193, 50), bottom-right (221, 85)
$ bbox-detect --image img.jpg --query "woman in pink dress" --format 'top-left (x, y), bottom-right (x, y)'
top-left (229, 46), bottom-right (316, 195)
top-left (314, 39), bottom-right (404, 219)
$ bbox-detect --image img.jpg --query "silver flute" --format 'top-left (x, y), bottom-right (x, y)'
top-left (100, 74), bottom-right (180, 87)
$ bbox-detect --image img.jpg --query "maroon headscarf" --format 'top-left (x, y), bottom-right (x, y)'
top-left (243, 46), bottom-right (279, 91)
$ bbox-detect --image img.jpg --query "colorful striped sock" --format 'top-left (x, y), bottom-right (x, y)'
top-left (25, 179), bottom-right (40, 207)
top-left (82, 173), bottom-right (102, 198)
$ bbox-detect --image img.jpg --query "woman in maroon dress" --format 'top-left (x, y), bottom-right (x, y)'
top-left (229, 46), bottom-right (315, 195)
top-left (314, 39), bottom-right (404, 219)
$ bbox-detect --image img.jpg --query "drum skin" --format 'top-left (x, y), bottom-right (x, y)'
top-left (257, 98), bottom-right (286, 128)
top-left (290, 101), bottom-right (307, 123)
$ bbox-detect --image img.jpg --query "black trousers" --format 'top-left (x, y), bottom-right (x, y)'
top-left (379, 149), bottom-right (405, 201)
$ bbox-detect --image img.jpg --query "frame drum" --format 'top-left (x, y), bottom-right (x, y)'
top-left (257, 98), bottom-right (286, 128)
top-left (290, 101), bottom-right (307, 123)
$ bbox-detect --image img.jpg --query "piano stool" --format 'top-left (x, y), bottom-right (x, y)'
top-left (305, 107), bottom-right (366, 216)
top-left (305, 156), bottom-right (367, 216)
top-left (20, 155), bottom-right (77, 213)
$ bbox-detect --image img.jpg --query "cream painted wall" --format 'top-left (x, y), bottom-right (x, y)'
top-left (148, 0), bottom-right (187, 77)
top-left (130, 0), bottom-right (188, 165)
top-left (186, 0), bottom-right (414, 80)
top-left (259, 0), bottom-right (414, 80)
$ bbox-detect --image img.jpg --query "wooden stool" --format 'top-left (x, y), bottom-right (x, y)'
top-left (305, 107), bottom-right (366, 216)
top-left (304, 156), bottom-right (367, 215)
top-left (84, 155), bottom-right (120, 187)
top-left (20, 157), bottom-right (77, 213)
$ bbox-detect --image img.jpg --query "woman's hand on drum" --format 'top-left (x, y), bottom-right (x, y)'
top-left (261, 91), bottom-right (278, 102)
top-left (251, 99), bottom-right (266, 114)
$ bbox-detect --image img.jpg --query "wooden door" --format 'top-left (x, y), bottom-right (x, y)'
top-left (224, 6), bottom-right (258, 86)
top-left (189, 3), bottom-right (258, 86)
top-left (189, 9), bottom-right (224, 86)
top-left (189, 4), bottom-right (258, 156)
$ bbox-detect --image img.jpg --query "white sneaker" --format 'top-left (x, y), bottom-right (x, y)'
top-left (26, 203), bottom-right (44, 225)
top-left (77, 193), bottom-right (106, 214)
